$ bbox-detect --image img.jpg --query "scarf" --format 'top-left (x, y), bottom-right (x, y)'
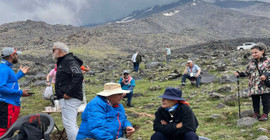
top-left (179, 100), bottom-right (190, 106)
top-left (122, 75), bottom-right (132, 85)
top-left (165, 103), bottom-right (179, 112)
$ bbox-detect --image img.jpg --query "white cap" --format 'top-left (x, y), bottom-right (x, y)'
top-left (1, 47), bottom-right (22, 58)
top-left (187, 60), bottom-right (193, 63)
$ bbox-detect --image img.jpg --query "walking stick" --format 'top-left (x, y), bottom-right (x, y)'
top-left (237, 75), bottom-right (241, 118)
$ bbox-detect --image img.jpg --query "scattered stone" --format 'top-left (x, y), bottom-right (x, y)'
top-left (219, 75), bottom-right (237, 84)
top-left (145, 62), bottom-right (164, 69)
top-left (240, 109), bottom-right (253, 118)
top-left (200, 72), bottom-right (216, 84)
top-left (224, 94), bottom-right (237, 105)
top-left (144, 103), bottom-right (156, 109)
top-left (149, 85), bottom-right (161, 91)
top-left (216, 103), bottom-right (226, 109)
top-left (257, 128), bottom-right (268, 132)
top-left (209, 92), bottom-right (225, 99)
top-left (210, 114), bottom-right (221, 119)
top-left (237, 117), bottom-right (257, 127)
top-left (217, 86), bottom-right (232, 93)
top-left (256, 136), bottom-right (269, 140)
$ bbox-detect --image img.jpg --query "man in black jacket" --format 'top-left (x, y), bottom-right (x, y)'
top-left (52, 42), bottom-right (83, 140)
top-left (151, 87), bottom-right (199, 140)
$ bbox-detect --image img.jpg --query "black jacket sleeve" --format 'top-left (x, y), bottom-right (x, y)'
top-left (172, 105), bottom-right (198, 136)
top-left (153, 108), bottom-right (177, 135)
top-left (65, 61), bottom-right (83, 98)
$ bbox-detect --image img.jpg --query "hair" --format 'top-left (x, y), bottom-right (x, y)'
top-left (251, 43), bottom-right (267, 57)
top-left (53, 42), bottom-right (69, 53)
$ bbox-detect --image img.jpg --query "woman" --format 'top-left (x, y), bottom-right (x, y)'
top-left (76, 83), bottom-right (135, 140)
top-left (119, 70), bottom-right (135, 107)
top-left (235, 44), bottom-right (270, 121)
top-left (151, 87), bottom-right (199, 140)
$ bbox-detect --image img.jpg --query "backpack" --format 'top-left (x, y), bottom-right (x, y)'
top-left (135, 54), bottom-right (142, 63)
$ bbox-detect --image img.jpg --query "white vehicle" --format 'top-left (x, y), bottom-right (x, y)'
top-left (237, 42), bottom-right (257, 50)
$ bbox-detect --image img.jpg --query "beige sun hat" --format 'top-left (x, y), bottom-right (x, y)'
top-left (97, 83), bottom-right (130, 97)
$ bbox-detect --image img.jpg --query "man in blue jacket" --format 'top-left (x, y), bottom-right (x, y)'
top-left (0, 47), bottom-right (31, 137)
top-left (77, 83), bottom-right (135, 140)
top-left (119, 70), bottom-right (135, 107)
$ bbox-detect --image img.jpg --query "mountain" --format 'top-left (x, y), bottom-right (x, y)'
top-left (1, 0), bottom-right (270, 72)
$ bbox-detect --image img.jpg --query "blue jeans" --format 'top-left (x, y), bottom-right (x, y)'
top-left (182, 74), bottom-right (201, 86)
top-left (133, 62), bottom-right (139, 72)
top-left (123, 91), bottom-right (133, 104)
top-left (151, 131), bottom-right (198, 140)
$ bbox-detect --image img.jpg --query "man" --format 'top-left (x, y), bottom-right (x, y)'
top-left (165, 46), bottom-right (171, 64)
top-left (0, 47), bottom-right (31, 137)
top-left (52, 42), bottom-right (83, 140)
top-left (77, 83), bottom-right (135, 140)
top-left (181, 60), bottom-right (201, 88)
top-left (151, 87), bottom-right (199, 140)
top-left (131, 50), bottom-right (142, 72)
top-left (119, 70), bottom-right (135, 107)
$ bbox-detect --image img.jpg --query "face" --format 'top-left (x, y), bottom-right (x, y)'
top-left (251, 48), bottom-right (264, 59)
top-left (108, 93), bottom-right (123, 105)
top-left (161, 98), bottom-right (177, 108)
top-left (187, 62), bottom-right (193, 67)
top-left (52, 47), bottom-right (60, 60)
top-left (11, 53), bottom-right (18, 64)
top-left (124, 73), bottom-right (129, 78)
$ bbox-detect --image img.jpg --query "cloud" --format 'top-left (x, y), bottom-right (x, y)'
top-left (0, 0), bottom-right (179, 26)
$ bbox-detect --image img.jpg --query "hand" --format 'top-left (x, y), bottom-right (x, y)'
top-left (47, 82), bottom-right (51, 86)
top-left (161, 120), bottom-right (167, 125)
top-left (22, 89), bottom-right (31, 97)
top-left (235, 72), bottom-right (239, 77)
top-left (84, 66), bottom-right (90, 72)
top-left (195, 74), bottom-right (199, 78)
top-left (20, 66), bottom-right (30, 74)
top-left (261, 75), bottom-right (266, 81)
top-left (126, 126), bottom-right (135, 137)
top-left (63, 94), bottom-right (71, 99)
top-left (122, 93), bottom-right (127, 97)
top-left (176, 122), bottom-right (183, 128)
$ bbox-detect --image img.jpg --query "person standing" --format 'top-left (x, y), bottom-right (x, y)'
top-left (0, 47), bottom-right (31, 137)
top-left (52, 42), bottom-right (84, 140)
top-left (182, 60), bottom-right (201, 88)
top-left (119, 70), bottom-right (135, 107)
top-left (131, 50), bottom-right (142, 72)
top-left (46, 64), bottom-right (57, 93)
top-left (165, 46), bottom-right (171, 64)
top-left (235, 44), bottom-right (270, 121)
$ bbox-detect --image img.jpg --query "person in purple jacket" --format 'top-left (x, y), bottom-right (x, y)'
top-left (0, 47), bottom-right (31, 137)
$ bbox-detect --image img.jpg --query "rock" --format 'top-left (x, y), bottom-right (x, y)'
top-left (33, 80), bottom-right (47, 87)
top-left (219, 75), bottom-right (237, 84)
top-left (209, 92), bottom-right (225, 99)
top-left (256, 136), bottom-right (269, 140)
top-left (149, 85), bottom-right (161, 91)
top-left (200, 72), bottom-right (216, 84)
top-left (34, 73), bottom-right (46, 80)
top-left (144, 103), bottom-right (156, 109)
top-left (237, 117), bottom-right (257, 127)
top-left (217, 86), bottom-right (232, 93)
top-left (224, 94), bottom-right (237, 105)
top-left (167, 73), bottom-right (181, 80)
top-left (132, 75), bottom-right (143, 81)
top-left (133, 93), bottom-right (143, 97)
top-left (145, 62), bottom-right (164, 69)
top-left (216, 103), bottom-right (226, 109)
top-left (210, 114), bottom-right (221, 119)
top-left (240, 109), bottom-right (253, 118)
top-left (257, 128), bottom-right (268, 132)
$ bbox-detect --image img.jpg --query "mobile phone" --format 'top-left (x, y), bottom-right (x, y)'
top-left (28, 92), bottom-right (35, 95)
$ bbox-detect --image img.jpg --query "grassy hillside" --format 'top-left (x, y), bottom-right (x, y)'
top-left (19, 58), bottom-right (270, 140)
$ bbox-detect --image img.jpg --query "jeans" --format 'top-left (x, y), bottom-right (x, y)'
top-left (182, 74), bottom-right (201, 86)
top-left (251, 94), bottom-right (270, 114)
top-left (133, 62), bottom-right (139, 72)
top-left (60, 98), bottom-right (82, 140)
top-left (151, 131), bottom-right (198, 140)
top-left (123, 91), bottom-right (133, 104)
top-left (166, 55), bottom-right (171, 64)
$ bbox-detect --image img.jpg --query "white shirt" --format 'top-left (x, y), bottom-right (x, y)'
top-left (131, 53), bottom-right (138, 62)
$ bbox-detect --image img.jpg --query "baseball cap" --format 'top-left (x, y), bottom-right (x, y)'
top-left (1, 47), bottom-right (22, 58)
top-left (123, 70), bottom-right (130, 74)
top-left (187, 60), bottom-right (193, 63)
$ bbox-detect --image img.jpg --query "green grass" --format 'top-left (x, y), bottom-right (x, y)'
top-left (19, 64), bottom-right (270, 140)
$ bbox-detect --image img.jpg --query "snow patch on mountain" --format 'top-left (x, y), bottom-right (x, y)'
top-left (163, 10), bottom-right (179, 16)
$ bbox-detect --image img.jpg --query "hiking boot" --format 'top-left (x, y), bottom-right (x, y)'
top-left (182, 82), bottom-right (185, 86)
top-left (253, 113), bottom-right (260, 119)
top-left (196, 85), bottom-right (200, 88)
top-left (127, 103), bottom-right (134, 107)
top-left (259, 114), bottom-right (268, 121)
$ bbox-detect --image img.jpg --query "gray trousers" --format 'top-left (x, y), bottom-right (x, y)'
top-left (60, 98), bottom-right (82, 140)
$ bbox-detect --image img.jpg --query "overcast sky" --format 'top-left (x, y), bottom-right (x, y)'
top-left (0, 0), bottom-right (180, 26)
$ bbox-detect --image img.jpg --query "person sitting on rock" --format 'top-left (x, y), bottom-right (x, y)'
top-left (151, 87), bottom-right (199, 140)
top-left (76, 83), bottom-right (135, 140)
top-left (181, 60), bottom-right (201, 88)
top-left (119, 70), bottom-right (135, 107)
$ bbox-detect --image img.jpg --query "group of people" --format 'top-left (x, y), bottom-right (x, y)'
top-left (0, 42), bottom-right (269, 140)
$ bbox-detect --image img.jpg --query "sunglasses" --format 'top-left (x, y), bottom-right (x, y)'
top-left (52, 48), bottom-right (59, 53)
